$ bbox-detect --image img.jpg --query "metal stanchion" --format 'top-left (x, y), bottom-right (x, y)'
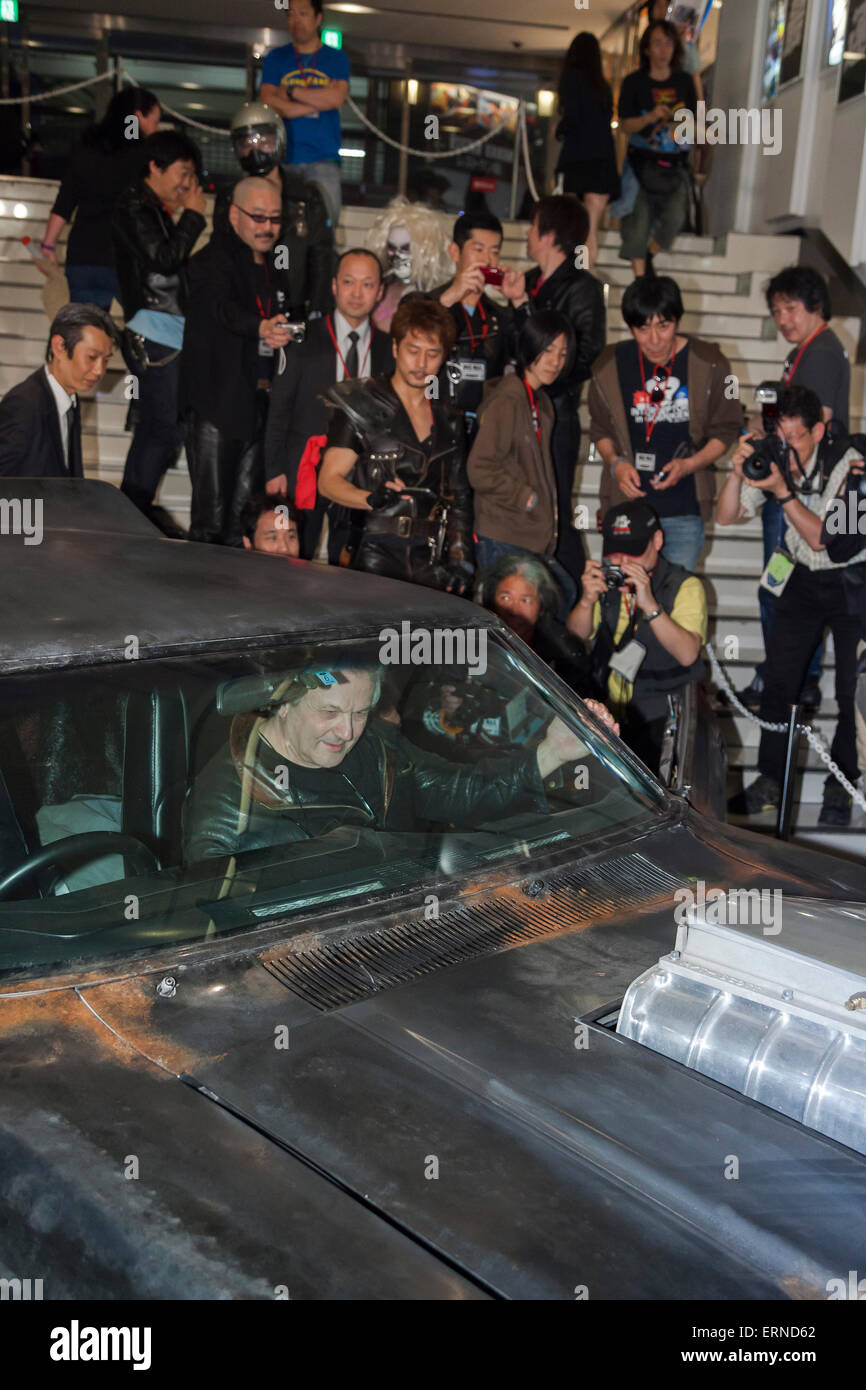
top-left (777, 703), bottom-right (801, 840)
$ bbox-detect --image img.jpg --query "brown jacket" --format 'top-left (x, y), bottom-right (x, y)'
top-left (467, 372), bottom-right (558, 556)
top-left (588, 336), bottom-right (743, 523)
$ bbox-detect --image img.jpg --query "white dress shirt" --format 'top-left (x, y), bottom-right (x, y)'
top-left (332, 308), bottom-right (372, 383)
top-left (44, 364), bottom-right (77, 470)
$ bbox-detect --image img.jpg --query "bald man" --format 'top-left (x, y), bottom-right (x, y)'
top-left (180, 177), bottom-right (295, 545)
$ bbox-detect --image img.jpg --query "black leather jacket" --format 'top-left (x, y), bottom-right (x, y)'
top-left (184, 714), bottom-right (546, 862)
top-left (112, 181), bottom-right (206, 322)
top-left (211, 166), bottom-right (334, 317)
top-left (325, 376), bottom-right (474, 570)
top-left (520, 262), bottom-right (606, 401)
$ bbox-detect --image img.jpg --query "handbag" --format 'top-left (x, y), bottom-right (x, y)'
top-left (629, 147), bottom-right (686, 197)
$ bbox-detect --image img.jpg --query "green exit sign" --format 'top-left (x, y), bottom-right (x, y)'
top-left (0, 1), bottom-right (19, 21)
top-left (322, 27), bottom-right (342, 49)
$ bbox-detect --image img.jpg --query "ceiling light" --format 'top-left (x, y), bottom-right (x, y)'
top-left (407, 78), bottom-right (419, 105)
top-left (328, 3), bottom-right (378, 12)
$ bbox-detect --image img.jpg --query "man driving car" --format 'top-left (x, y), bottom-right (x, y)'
top-left (184, 664), bottom-right (587, 861)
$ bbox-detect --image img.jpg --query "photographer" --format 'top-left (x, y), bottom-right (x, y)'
top-left (738, 266), bottom-right (851, 711)
top-left (412, 212), bottom-right (525, 443)
top-left (180, 177), bottom-right (293, 547)
top-left (568, 499), bottom-right (706, 773)
top-left (719, 386), bottom-right (866, 825)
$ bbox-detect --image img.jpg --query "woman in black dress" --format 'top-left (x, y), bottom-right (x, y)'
top-left (40, 86), bottom-right (161, 309)
top-left (555, 33), bottom-right (619, 269)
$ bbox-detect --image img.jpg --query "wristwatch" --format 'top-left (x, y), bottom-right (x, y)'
top-left (646, 607), bottom-right (664, 623)
top-left (777, 492), bottom-right (796, 505)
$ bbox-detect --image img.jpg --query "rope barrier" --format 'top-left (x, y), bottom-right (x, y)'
top-left (706, 641), bottom-right (866, 814)
top-left (343, 93), bottom-right (512, 159)
top-left (0, 70), bottom-right (114, 105)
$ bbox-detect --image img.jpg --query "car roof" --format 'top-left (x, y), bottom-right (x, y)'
top-left (0, 480), bottom-right (495, 673)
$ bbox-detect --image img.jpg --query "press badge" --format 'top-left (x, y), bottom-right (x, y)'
top-left (457, 359), bottom-right (486, 382)
top-left (609, 639), bottom-right (647, 683)
top-left (258, 340), bottom-right (275, 358)
top-left (759, 546), bottom-right (795, 595)
top-left (635, 452), bottom-right (656, 472)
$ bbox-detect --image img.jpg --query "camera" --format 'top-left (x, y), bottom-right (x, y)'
top-left (755, 380), bottom-right (782, 434)
top-left (480, 265), bottom-right (505, 287)
top-left (742, 431), bottom-right (790, 483)
top-left (602, 559), bottom-right (628, 590)
top-left (285, 321), bottom-right (306, 344)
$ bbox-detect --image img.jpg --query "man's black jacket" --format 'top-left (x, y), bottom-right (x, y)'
top-left (180, 233), bottom-right (293, 441)
top-left (212, 167), bottom-right (334, 317)
top-left (184, 713), bottom-right (546, 862)
top-left (264, 316), bottom-right (393, 491)
top-left (0, 367), bottom-right (81, 478)
top-left (112, 180), bottom-right (206, 322)
top-left (521, 261), bottom-right (606, 401)
top-left (325, 375), bottom-right (474, 567)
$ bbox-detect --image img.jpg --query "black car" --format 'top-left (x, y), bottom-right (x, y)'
top-left (0, 480), bottom-right (863, 1300)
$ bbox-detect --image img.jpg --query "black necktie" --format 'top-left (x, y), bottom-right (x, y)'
top-left (67, 399), bottom-right (82, 478)
top-left (345, 329), bottom-right (359, 380)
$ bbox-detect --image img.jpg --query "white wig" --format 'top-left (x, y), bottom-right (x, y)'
top-left (365, 196), bottom-right (453, 293)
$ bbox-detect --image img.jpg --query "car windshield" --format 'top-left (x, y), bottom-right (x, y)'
top-left (0, 630), bottom-right (663, 974)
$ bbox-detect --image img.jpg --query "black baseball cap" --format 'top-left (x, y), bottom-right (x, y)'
top-left (601, 500), bottom-right (661, 557)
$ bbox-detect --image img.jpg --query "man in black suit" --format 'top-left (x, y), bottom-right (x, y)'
top-left (264, 246), bottom-right (393, 558)
top-left (0, 303), bottom-right (118, 478)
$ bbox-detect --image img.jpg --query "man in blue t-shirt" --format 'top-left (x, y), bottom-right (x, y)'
top-left (261, 0), bottom-right (350, 228)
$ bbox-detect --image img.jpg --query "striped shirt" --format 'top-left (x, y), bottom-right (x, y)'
top-left (739, 445), bottom-right (866, 571)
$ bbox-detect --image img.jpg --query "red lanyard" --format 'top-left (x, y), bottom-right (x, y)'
top-left (255, 259), bottom-right (271, 320)
top-left (530, 276), bottom-right (546, 300)
top-left (638, 345), bottom-right (675, 444)
top-left (524, 380), bottom-right (541, 443)
top-left (783, 322), bottom-right (827, 384)
top-left (326, 314), bottom-right (371, 380)
top-left (462, 300), bottom-right (488, 352)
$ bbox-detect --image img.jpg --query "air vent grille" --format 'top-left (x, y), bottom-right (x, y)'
top-left (261, 851), bottom-right (683, 1012)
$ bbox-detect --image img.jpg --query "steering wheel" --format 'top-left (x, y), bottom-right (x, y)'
top-left (0, 832), bottom-right (160, 903)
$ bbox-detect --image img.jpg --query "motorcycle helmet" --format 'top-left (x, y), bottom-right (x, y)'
top-left (230, 102), bottom-right (286, 176)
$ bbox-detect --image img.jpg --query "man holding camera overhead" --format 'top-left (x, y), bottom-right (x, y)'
top-left (718, 385), bottom-right (866, 825)
top-left (567, 498), bottom-right (707, 774)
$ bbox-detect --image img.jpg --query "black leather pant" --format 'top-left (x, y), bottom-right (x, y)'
top-left (551, 390), bottom-right (587, 587)
top-left (354, 536), bottom-right (453, 592)
top-left (186, 396), bottom-right (267, 546)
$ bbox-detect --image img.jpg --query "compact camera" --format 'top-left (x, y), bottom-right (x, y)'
top-left (285, 321), bottom-right (306, 344)
top-left (602, 560), bottom-right (630, 591)
top-left (480, 265), bottom-right (505, 287)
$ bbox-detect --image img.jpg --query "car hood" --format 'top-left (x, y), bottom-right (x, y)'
top-left (15, 816), bottom-right (862, 1301)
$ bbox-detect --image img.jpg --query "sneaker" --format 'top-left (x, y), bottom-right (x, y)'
top-left (818, 776), bottom-right (852, 827)
top-left (728, 774), bottom-right (781, 817)
top-left (737, 674), bottom-right (764, 711)
top-left (799, 679), bottom-right (821, 712)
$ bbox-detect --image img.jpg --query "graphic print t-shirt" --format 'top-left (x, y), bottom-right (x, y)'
top-left (262, 42), bottom-right (350, 164)
top-left (616, 339), bottom-right (697, 518)
top-left (617, 69), bottom-right (697, 155)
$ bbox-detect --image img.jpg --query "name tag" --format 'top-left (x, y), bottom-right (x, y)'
top-left (457, 358), bottom-right (486, 382)
top-left (635, 452), bottom-right (656, 472)
top-left (258, 340), bottom-right (275, 358)
top-left (760, 546), bottom-right (795, 595)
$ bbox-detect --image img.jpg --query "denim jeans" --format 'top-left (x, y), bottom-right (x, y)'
top-left (659, 513), bottom-right (704, 572)
top-left (475, 536), bottom-right (577, 621)
top-left (65, 264), bottom-right (119, 310)
top-left (121, 338), bottom-right (184, 511)
top-left (287, 159), bottom-right (341, 226)
top-left (756, 498), bottom-right (822, 682)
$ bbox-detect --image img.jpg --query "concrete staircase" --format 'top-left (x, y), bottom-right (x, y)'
top-left (3, 176), bottom-right (866, 857)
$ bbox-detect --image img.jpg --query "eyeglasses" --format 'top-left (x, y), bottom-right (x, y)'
top-left (233, 205), bottom-right (282, 226)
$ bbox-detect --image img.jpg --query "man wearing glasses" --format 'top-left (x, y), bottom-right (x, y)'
top-left (180, 177), bottom-right (294, 545)
top-left (588, 275), bottom-right (741, 571)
